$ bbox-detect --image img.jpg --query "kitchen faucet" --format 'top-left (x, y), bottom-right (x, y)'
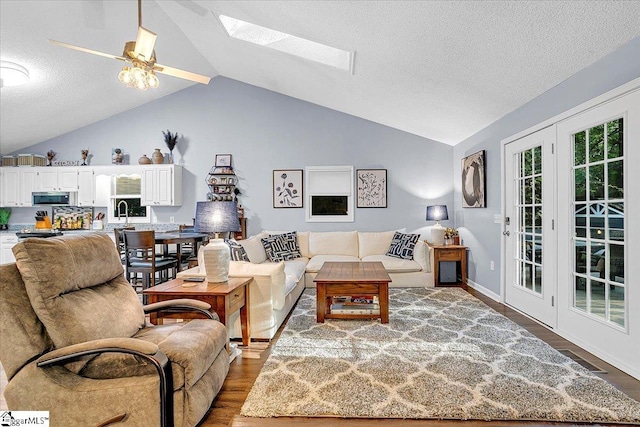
top-left (117, 200), bottom-right (129, 226)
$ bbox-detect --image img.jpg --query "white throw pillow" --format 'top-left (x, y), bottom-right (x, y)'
top-left (238, 232), bottom-right (268, 263)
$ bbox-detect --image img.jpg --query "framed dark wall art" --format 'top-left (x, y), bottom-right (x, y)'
top-left (273, 169), bottom-right (303, 208)
top-left (357, 169), bottom-right (387, 208)
top-left (462, 150), bottom-right (486, 208)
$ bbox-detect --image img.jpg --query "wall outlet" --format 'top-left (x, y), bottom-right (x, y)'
top-left (490, 261), bottom-right (495, 271)
top-left (170, 216), bottom-right (175, 223)
top-left (153, 216), bottom-right (158, 224)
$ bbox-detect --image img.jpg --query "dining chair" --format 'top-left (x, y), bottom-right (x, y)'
top-left (162, 223), bottom-right (200, 269)
top-left (114, 226), bottom-right (136, 282)
top-left (123, 230), bottom-right (178, 298)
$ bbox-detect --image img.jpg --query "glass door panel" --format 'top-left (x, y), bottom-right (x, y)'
top-left (571, 117), bottom-right (625, 327)
top-left (504, 126), bottom-right (555, 327)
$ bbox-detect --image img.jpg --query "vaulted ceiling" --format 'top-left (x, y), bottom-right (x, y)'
top-left (1, 0), bottom-right (639, 155)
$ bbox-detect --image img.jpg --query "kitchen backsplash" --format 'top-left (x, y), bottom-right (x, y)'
top-left (53, 206), bottom-right (93, 230)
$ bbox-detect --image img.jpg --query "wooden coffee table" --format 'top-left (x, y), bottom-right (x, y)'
top-left (314, 262), bottom-right (391, 323)
top-left (143, 276), bottom-right (252, 349)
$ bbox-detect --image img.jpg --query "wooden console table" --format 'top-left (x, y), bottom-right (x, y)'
top-left (432, 244), bottom-right (468, 287)
top-left (143, 276), bottom-right (252, 348)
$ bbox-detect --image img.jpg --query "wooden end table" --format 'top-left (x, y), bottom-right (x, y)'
top-left (431, 244), bottom-right (468, 287)
top-left (143, 276), bottom-right (252, 349)
top-left (314, 262), bottom-right (391, 323)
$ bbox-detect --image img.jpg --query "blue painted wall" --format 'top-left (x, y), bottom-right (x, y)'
top-left (453, 36), bottom-right (640, 295)
top-left (10, 77), bottom-right (454, 237)
top-left (10, 35), bottom-right (640, 296)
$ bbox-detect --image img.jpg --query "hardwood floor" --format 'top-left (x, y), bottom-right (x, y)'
top-left (199, 287), bottom-right (640, 427)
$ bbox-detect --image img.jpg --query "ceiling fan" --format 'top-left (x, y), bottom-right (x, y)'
top-left (49, 0), bottom-right (211, 90)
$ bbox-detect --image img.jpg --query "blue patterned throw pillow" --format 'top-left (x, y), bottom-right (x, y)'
top-left (224, 239), bottom-right (250, 261)
top-left (261, 232), bottom-right (301, 262)
top-left (386, 232), bottom-right (420, 260)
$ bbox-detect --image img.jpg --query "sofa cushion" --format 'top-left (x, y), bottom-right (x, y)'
top-left (386, 232), bottom-right (420, 260)
top-left (0, 263), bottom-right (54, 380)
top-left (360, 255), bottom-right (422, 273)
top-left (13, 233), bottom-right (145, 349)
top-left (224, 239), bottom-right (249, 261)
top-left (358, 231), bottom-right (396, 258)
top-left (305, 255), bottom-right (361, 273)
top-left (284, 259), bottom-right (307, 296)
top-left (80, 319), bottom-right (227, 391)
top-left (238, 232), bottom-right (268, 263)
top-left (413, 240), bottom-right (430, 272)
top-left (308, 231), bottom-right (358, 257)
top-left (262, 232), bottom-right (302, 262)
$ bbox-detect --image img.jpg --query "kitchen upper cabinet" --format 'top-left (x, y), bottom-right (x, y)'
top-left (38, 167), bottom-right (78, 191)
top-left (2, 168), bottom-right (37, 207)
top-left (141, 165), bottom-right (182, 206)
top-left (77, 168), bottom-right (95, 206)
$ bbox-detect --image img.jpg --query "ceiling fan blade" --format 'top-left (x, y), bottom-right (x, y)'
top-left (133, 26), bottom-right (157, 61)
top-left (49, 39), bottom-right (127, 62)
top-left (154, 63), bottom-right (211, 84)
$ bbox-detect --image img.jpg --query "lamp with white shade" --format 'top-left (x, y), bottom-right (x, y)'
top-left (426, 205), bottom-right (448, 245)
top-left (194, 201), bottom-right (240, 283)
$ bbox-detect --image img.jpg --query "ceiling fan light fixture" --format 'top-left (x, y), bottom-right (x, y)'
top-left (0, 61), bottom-right (30, 88)
top-left (117, 63), bottom-right (157, 91)
top-left (118, 66), bottom-right (132, 84)
top-left (146, 71), bottom-right (159, 88)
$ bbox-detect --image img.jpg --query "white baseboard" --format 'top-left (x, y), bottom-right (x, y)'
top-left (466, 279), bottom-right (501, 302)
top-left (552, 329), bottom-right (640, 381)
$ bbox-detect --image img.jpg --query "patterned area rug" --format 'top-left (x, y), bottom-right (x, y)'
top-left (241, 288), bottom-right (640, 423)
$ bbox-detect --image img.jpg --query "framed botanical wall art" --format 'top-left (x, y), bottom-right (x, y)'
top-left (273, 169), bottom-right (303, 208)
top-left (356, 169), bottom-right (387, 208)
top-left (462, 150), bottom-right (486, 208)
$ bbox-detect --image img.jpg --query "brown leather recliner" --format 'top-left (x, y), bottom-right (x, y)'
top-left (0, 233), bottom-right (229, 426)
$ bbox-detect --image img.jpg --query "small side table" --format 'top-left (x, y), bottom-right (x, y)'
top-left (143, 276), bottom-right (252, 349)
top-left (431, 245), bottom-right (468, 287)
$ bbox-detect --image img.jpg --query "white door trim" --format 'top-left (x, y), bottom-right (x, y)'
top-left (500, 77), bottom-right (640, 305)
top-left (502, 77), bottom-right (640, 146)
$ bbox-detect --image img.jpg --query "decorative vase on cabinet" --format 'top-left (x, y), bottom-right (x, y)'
top-left (138, 155), bottom-right (152, 165)
top-left (152, 149), bottom-right (164, 164)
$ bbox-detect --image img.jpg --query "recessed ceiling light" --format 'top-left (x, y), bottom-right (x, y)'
top-left (218, 15), bottom-right (354, 74)
top-left (0, 61), bottom-right (30, 88)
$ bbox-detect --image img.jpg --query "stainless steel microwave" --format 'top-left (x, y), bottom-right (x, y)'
top-left (32, 191), bottom-right (77, 206)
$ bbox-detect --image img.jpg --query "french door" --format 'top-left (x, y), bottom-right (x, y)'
top-left (556, 89), bottom-right (640, 377)
top-left (504, 127), bottom-right (556, 327)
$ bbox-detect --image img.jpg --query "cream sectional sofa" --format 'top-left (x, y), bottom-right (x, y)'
top-left (179, 230), bottom-right (434, 340)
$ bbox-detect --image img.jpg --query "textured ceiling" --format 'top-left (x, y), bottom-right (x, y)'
top-left (1, 1), bottom-right (640, 155)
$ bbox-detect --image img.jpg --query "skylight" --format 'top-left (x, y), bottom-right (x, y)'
top-left (218, 15), bottom-right (354, 73)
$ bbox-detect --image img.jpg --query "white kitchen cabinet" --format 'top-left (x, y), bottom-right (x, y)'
top-left (77, 168), bottom-right (95, 206)
top-left (2, 168), bottom-right (37, 207)
top-left (38, 167), bottom-right (78, 191)
top-left (1, 234), bottom-right (18, 265)
top-left (141, 165), bottom-right (182, 206)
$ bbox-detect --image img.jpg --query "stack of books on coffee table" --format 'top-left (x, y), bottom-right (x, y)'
top-left (330, 295), bottom-right (380, 315)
